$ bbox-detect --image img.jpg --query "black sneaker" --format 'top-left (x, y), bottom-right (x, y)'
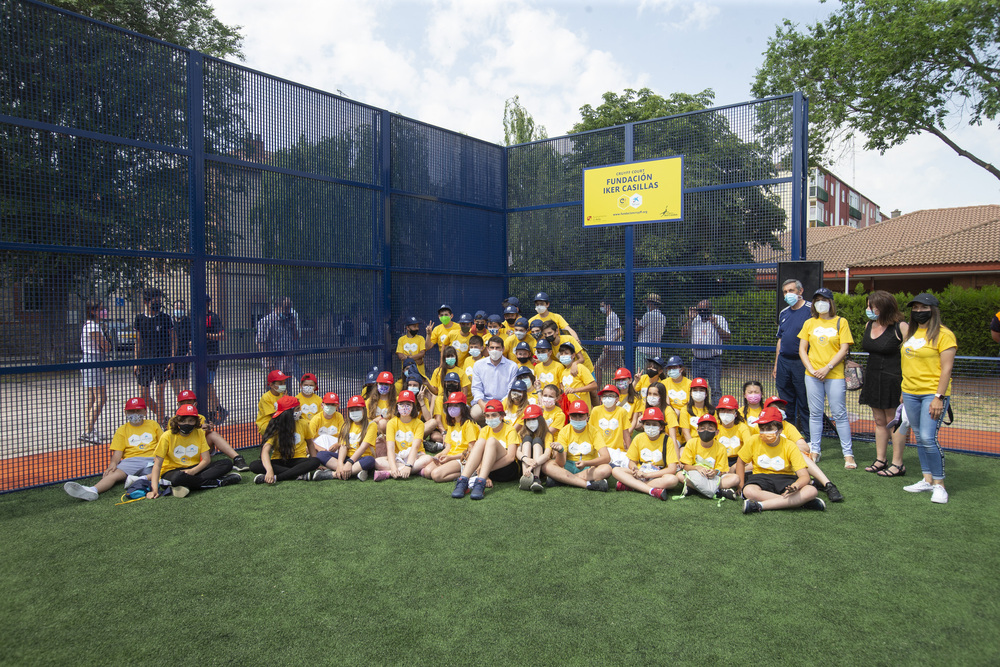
top-left (716, 488), bottom-right (739, 501)
top-left (219, 473), bottom-right (242, 487)
top-left (253, 474), bottom-right (266, 484)
top-left (803, 497), bottom-right (826, 511)
top-left (530, 477), bottom-right (545, 493)
top-left (232, 456), bottom-right (250, 473)
top-left (824, 482), bottom-right (844, 502)
top-left (587, 479), bottom-right (609, 492)
top-left (742, 499), bottom-right (763, 514)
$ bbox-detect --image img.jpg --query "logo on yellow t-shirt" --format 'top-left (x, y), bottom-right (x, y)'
top-left (756, 454), bottom-right (785, 471)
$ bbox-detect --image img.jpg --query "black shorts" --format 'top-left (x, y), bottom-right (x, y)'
top-left (489, 461), bottom-right (519, 483)
top-left (171, 362), bottom-right (190, 380)
top-left (135, 364), bottom-right (170, 387)
top-left (744, 473), bottom-right (798, 495)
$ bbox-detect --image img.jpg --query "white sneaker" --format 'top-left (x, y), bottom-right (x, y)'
top-left (125, 474), bottom-right (142, 487)
top-left (64, 482), bottom-right (98, 501)
top-left (931, 485), bottom-right (949, 504)
top-left (903, 480), bottom-right (934, 493)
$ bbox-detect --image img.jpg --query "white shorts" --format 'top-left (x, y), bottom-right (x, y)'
top-left (116, 457), bottom-right (155, 476)
top-left (313, 433), bottom-right (339, 452)
top-left (607, 448), bottom-right (630, 468)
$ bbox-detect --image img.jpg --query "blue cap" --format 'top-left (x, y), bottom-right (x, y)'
top-left (515, 342), bottom-right (531, 352)
top-left (405, 315), bottom-right (420, 326)
top-left (649, 356), bottom-right (666, 367)
top-left (402, 357), bottom-right (416, 368)
top-left (529, 319), bottom-right (544, 328)
top-left (510, 379), bottom-right (528, 393)
top-left (515, 366), bottom-right (535, 380)
top-left (813, 287), bottom-right (834, 300)
top-left (558, 341), bottom-right (576, 352)
top-left (474, 310), bottom-right (487, 319)
top-left (503, 305), bottom-right (518, 315)
top-left (365, 371), bottom-right (378, 384)
top-left (456, 312), bottom-right (473, 324)
top-left (443, 372), bottom-right (461, 384)
top-left (535, 339), bottom-right (552, 350)
top-left (514, 317), bottom-right (529, 328)
top-left (665, 355), bottom-right (683, 367)
top-left (371, 365), bottom-right (380, 374)
top-left (487, 314), bottom-right (502, 323)
top-left (506, 296), bottom-right (520, 307)
top-left (533, 292), bottom-right (550, 303)
top-left (438, 304), bottom-right (452, 313)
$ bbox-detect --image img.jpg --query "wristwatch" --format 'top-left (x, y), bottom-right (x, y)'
top-left (934, 394), bottom-right (945, 400)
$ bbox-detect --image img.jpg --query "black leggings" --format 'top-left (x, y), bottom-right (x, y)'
top-left (162, 459), bottom-right (234, 491)
top-left (249, 457), bottom-right (321, 481)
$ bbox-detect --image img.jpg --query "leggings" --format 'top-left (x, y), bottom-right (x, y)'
top-left (162, 459), bottom-right (234, 490)
top-left (315, 451), bottom-right (376, 471)
top-left (249, 457), bottom-right (321, 481)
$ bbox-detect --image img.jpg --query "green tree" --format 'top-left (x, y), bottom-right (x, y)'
top-left (571, 87), bottom-right (716, 133)
top-left (752, 0), bottom-right (1000, 181)
top-left (502, 95), bottom-right (547, 146)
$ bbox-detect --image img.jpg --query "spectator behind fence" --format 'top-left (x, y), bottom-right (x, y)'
top-left (635, 293), bottom-right (666, 369)
top-left (134, 287), bottom-right (174, 427)
top-left (901, 293), bottom-right (957, 505)
top-left (991, 308), bottom-right (1000, 348)
top-left (682, 299), bottom-right (730, 400)
top-left (797, 287), bottom-right (855, 468)
top-left (170, 298), bottom-right (192, 398)
top-left (204, 294), bottom-right (228, 424)
top-left (773, 279), bottom-right (813, 440)
top-left (256, 296), bottom-right (301, 380)
top-left (80, 300), bottom-right (111, 444)
top-left (860, 290), bottom-right (910, 477)
top-left (594, 299), bottom-right (623, 386)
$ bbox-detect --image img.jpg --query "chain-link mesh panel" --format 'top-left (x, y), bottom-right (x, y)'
top-left (0, 0), bottom-right (189, 148)
top-left (390, 196), bottom-right (504, 273)
top-left (390, 117), bottom-right (504, 209)
top-left (507, 206), bottom-right (626, 274)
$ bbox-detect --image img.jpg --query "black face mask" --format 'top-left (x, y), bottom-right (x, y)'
top-left (516, 356), bottom-right (530, 364)
top-left (698, 431), bottom-right (715, 443)
top-left (697, 309), bottom-right (711, 319)
top-left (912, 310), bottom-right (932, 324)
top-left (408, 327), bottom-right (419, 335)
top-left (505, 317), bottom-right (516, 324)
top-left (475, 321), bottom-right (485, 329)
top-left (178, 423), bottom-right (196, 435)
top-left (445, 383), bottom-right (460, 393)
top-left (646, 368), bottom-right (659, 378)
top-left (546, 335), bottom-right (557, 343)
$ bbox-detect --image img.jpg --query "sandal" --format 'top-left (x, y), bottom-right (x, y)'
top-left (865, 459), bottom-right (887, 473)
top-left (877, 463), bottom-right (906, 477)
top-left (844, 458), bottom-right (857, 470)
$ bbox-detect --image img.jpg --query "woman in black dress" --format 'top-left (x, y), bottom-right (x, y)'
top-left (860, 290), bottom-right (909, 476)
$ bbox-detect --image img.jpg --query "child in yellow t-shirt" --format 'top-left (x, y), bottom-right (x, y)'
top-left (256, 369), bottom-right (290, 435)
top-left (396, 316), bottom-right (427, 377)
top-left (375, 390), bottom-right (431, 480)
top-left (680, 414), bottom-right (739, 499)
top-left (516, 403), bottom-right (554, 493)
top-left (321, 395), bottom-right (378, 480)
top-left (680, 377), bottom-right (714, 441)
top-left (591, 384), bottom-right (631, 467)
top-left (542, 401), bottom-right (613, 491)
top-left (610, 406), bottom-right (680, 500)
top-left (559, 341), bottom-right (597, 408)
top-left (426, 304), bottom-right (460, 357)
top-left (251, 396), bottom-right (321, 484)
top-left (450, 313), bottom-right (475, 365)
top-left (741, 380), bottom-right (764, 430)
top-left (146, 404), bottom-right (238, 498)
top-left (175, 390), bottom-right (249, 472)
top-left (295, 373), bottom-right (323, 422)
top-left (451, 400), bottom-right (521, 500)
top-left (426, 392), bottom-right (480, 483)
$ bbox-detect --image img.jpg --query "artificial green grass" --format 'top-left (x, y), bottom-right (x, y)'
top-left (2, 439), bottom-right (999, 666)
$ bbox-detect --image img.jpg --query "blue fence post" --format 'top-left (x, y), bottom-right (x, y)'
top-left (623, 122), bottom-right (635, 371)
top-left (502, 142), bottom-right (509, 300)
top-left (188, 52), bottom-right (208, 413)
top-left (381, 109), bottom-right (393, 372)
top-left (791, 91), bottom-right (807, 261)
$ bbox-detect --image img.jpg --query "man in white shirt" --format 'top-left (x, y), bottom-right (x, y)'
top-left (635, 293), bottom-right (666, 370)
top-left (681, 299), bottom-right (730, 400)
top-left (595, 299), bottom-right (622, 385)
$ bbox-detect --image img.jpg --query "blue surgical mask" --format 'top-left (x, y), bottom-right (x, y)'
top-left (570, 418), bottom-right (587, 431)
top-left (784, 293), bottom-right (799, 307)
top-left (866, 308), bottom-right (878, 321)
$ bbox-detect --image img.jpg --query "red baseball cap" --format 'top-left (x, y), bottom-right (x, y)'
top-left (322, 392), bottom-right (339, 405)
top-left (567, 400), bottom-right (589, 416)
top-left (175, 404), bottom-right (199, 417)
top-left (397, 390), bottom-right (416, 404)
top-left (300, 373), bottom-right (318, 384)
top-left (267, 370), bottom-right (290, 384)
top-left (763, 396), bottom-right (788, 408)
top-left (599, 384), bottom-right (620, 396)
top-left (690, 377), bottom-right (709, 389)
top-left (445, 391), bottom-right (467, 405)
top-left (641, 407), bottom-right (664, 422)
top-left (273, 395), bottom-right (300, 418)
top-left (716, 395), bottom-right (739, 410)
top-left (697, 414), bottom-right (718, 426)
top-left (614, 368), bottom-right (632, 381)
top-left (523, 404), bottom-right (543, 419)
top-left (484, 399), bottom-right (505, 414)
top-left (125, 397), bottom-right (146, 411)
top-left (346, 395), bottom-right (365, 409)
top-left (177, 390), bottom-right (196, 402)
top-left (756, 406), bottom-right (784, 425)
top-left (376, 371), bottom-right (394, 384)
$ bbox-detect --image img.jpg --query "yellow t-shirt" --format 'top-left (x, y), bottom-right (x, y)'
top-left (155, 429), bottom-right (209, 474)
top-left (589, 405), bottom-right (629, 450)
top-left (561, 365), bottom-right (595, 409)
top-left (478, 422), bottom-right (520, 447)
top-left (345, 422), bottom-right (378, 460)
top-left (533, 360), bottom-right (564, 388)
top-left (782, 422), bottom-right (804, 444)
top-left (798, 316), bottom-right (854, 380)
top-left (255, 390), bottom-right (283, 435)
top-left (715, 422), bottom-right (753, 458)
top-left (309, 411), bottom-right (345, 443)
top-left (540, 311), bottom-right (570, 332)
top-left (296, 392), bottom-right (323, 421)
top-left (901, 326), bottom-right (957, 395)
top-left (386, 417), bottom-right (425, 455)
top-left (504, 333), bottom-right (537, 360)
top-left (111, 420), bottom-right (163, 459)
top-left (556, 423), bottom-right (607, 464)
top-left (450, 330), bottom-right (474, 365)
top-left (680, 438), bottom-right (730, 474)
top-left (266, 419), bottom-right (313, 460)
top-left (625, 432), bottom-right (677, 468)
top-left (502, 398), bottom-right (528, 427)
top-left (618, 397), bottom-right (641, 422)
top-left (461, 354), bottom-right (481, 383)
top-left (681, 404), bottom-right (711, 432)
top-left (429, 322), bottom-right (461, 351)
top-left (442, 419), bottom-right (480, 456)
top-left (738, 434), bottom-right (808, 476)
top-left (541, 404), bottom-right (566, 434)
top-left (743, 405), bottom-right (763, 431)
top-left (556, 334), bottom-right (594, 373)
top-left (395, 333), bottom-right (427, 376)
top-left (663, 376), bottom-right (692, 413)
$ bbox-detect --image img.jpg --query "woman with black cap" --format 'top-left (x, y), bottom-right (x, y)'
top-left (900, 293), bottom-right (957, 504)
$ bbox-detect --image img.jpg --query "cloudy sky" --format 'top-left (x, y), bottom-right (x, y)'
top-left (212, 0), bottom-right (1000, 215)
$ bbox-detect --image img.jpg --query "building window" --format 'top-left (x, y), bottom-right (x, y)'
top-left (849, 192), bottom-right (860, 208)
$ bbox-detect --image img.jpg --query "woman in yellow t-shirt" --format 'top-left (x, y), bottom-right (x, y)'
top-left (611, 406), bottom-right (680, 500)
top-left (797, 287), bottom-right (855, 468)
top-left (516, 404), bottom-right (554, 492)
top-left (900, 293), bottom-right (957, 504)
top-left (375, 390), bottom-right (430, 480)
top-left (251, 396), bottom-right (322, 484)
top-left (426, 392), bottom-right (480, 483)
top-left (145, 405), bottom-right (238, 498)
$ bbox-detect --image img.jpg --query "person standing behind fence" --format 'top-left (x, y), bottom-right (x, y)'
top-left (900, 293), bottom-right (957, 505)
top-left (773, 279), bottom-right (813, 441)
top-left (859, 290), bottom-right (910, 477)
top-left (204, 295), bottom-right (228, 424)
top-left (594, 299), bottom-right (623, 386)
top-left (134, 287), bottom-right (174, 428)
top-left (256, 296), bottom-right (301, 380)
top-left (635, 293), bottom-right (666, 369)
top-left (80, 301), bottom-right (111, 444)
top-left (797, 287), bottom-right (855, 468)
top-left (169, 298), bottom-right (192, 398)
top-left (682, 299), bottom-right (730, 400)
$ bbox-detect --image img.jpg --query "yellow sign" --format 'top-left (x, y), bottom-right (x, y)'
top-left (582, 156), bottom-right (683, 227)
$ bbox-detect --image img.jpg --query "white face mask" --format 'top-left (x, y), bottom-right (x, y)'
top-left (514, 331), bottom-right (525, 340)
top-left (323, 405), bottom-right (337, 417)
top-left (127, 414), bottom-right (143, 425)
top-left (447, 406), bottom-right (461, 418)
top-left (407, 385), bottom-right (421, 394)
top-left (600, 305), bottom-right (607, 314)
top-left (537, 352), bottom-right (549, 363)
top-left (485, 416), bottom-right (502, 429)
top-left (489, 349), bottom-right (503, 361)
top-left (397, 404), bottom-right (412, 416)
top-left (292, 410), bottom-right (302, 421)
top-left (349, 410), bottom-right (363, 423)
top-left (602, 396), bottom-right (617, 409)
top-left (275, 384), bottom-right (287, 394)
top-left (570, 418), bottom-right (587, 431)
top-left (541, 396), bottom-right (556, 408)
top-left (559, 354), bottom-right (572, 365)
top-left (535, 305), bottom-right (547, 314)
top-left (667, 369), bottom-right (682, 380)
top-left (691, 390), bottom-right (707, 402)
top-left (469, 348), bottom-right (481, 358)
top-left (779, 409), bottom-right (787, 419)
top-left (646, 395), bottom-right (660, 407)
top-left (643, 425), bottom-right (661, 439)
top-left (815, 301), bottom-right (831, 314)
top-left (616, 380), bottom-right (630, 392)
top-left (525, 419), bottom-right (539, 431)
top-left (718, 411), bottom-right (736, 426)
top-left (301, 386), bottom-right (315, 396)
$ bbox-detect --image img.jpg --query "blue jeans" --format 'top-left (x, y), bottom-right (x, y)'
top-left (775, 356), bottom-right (810, 441)
top-left (691, 356), bottom-right (722, 402)
top-left (804, 375), bottom-right (853, 456)
top-left (902, 393), bottom-right (949, 480)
